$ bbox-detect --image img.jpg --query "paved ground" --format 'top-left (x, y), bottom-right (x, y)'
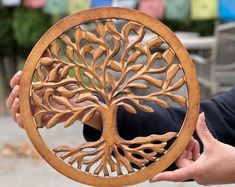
top-left (0, 116), bottom-right (235, 187)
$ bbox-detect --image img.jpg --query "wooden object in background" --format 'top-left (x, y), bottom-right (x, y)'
top-left (20, 7), bottom-right (200, 186)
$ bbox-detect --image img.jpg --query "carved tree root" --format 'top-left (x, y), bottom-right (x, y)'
top-left (53, 138), bottom-right (106, 171)
top-left (53, 132), bottom-right (177, 176)
top-left (112, 132), bottom-right (177, 174)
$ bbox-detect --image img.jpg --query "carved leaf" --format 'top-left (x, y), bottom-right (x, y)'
top-left (110, 34), bottom-right (121, 54)
top-left (162, 64), bottom-right (180, 90)
top-left (34, 110), bottom-right (48, 128)
top-left (146, 37), bottom-right (164, 49)
top-left (76, 93), bottom-right (97, 104)
top-left (83, 31), bottom-right (102, 44)
top-left (127, 51), bottom-right (141, 64)
top-left (53, 96), bottom-right (74, 110)
top-left (74, 29), bottom-right (82, 47)
top-left (61, 66), bottom-right (70, 79)
top-left (130, 99), bottom-right (154, 112)
top-left (128, 64), bottom-right (144, 72)
top-left (32, 82), bottom-right (44, 90)
top-left (47, 113), bottom-right (65, 128)
top-left (165, 93), bottom-right (187, 106)
top-left (162, 48), bottom-right (175, 65)
top-left (96, 22), bottom-right (105, 38)
top-left (140, 75), bottom-right (163, 88)
top-left (60, 34), bottom-right (76, 49)
top-left (48, 64), bottom-right (63, 82)
top-left (50, 41), bottom-right (60, 59)
top-left (141, 97), bottom-right (170, 109)
top-left (36, 68), bottom-right (45, 82)
top-left (166, 77), bottom-right (185, 92)
top-left (43, 88), bottom-right (54, 107)
top-left (105, 21), bottom-right (117, 33)
top-left (93, 47), bottom-right (106, 61)
top-left (153, 97), bottom-right (170, 109)
top-left (109, 60), bottom-right (121, 72)
top-left (120, 88), bottom-right (132, 95)
top-left (65, 47), bottom-right (74, 62)
top-left (40, 57), bottom-right (55, 66)
top-left (107, 73), bottom-right (117, 89)
top-left (127, 83), bottom-right (148, 89)
top-left (119, 102), bottom-right (137, 114)
top-left (81, 108), bottom-right (96, 124)
top-left (74, 67), bottom-right (82, 84)
top-left (32, 92), bottom-right (43, 108)
top-left (64, 112), bottom-right (81, 128)
top-left (56, 86), bottom-right (80, 98)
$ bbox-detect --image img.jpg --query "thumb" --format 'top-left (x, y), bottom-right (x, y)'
top-left (196, 112), bottom-right (215, 147)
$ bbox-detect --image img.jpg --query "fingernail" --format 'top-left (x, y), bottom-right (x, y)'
top-left (13, 85), bottom-right (19, 96)
top-left (149, 176), bottom-right (160, 183)
top-left (13, 99), bottom-right (19, 107)
top-left (200, 112), bottom-right (205, 122)
top-left (149, 178), bottom-right (160, 183)
top-left (17, 71), bottom-right (22, 78)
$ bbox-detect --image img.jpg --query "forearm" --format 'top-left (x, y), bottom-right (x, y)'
top-left (83, 86), bottom-right (235, 146)
top-left (83, 102), bottom-right (184, 142)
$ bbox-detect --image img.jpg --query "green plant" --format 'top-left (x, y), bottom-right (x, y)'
top-left (12, 7), bottom-right (51, 56)
top-left (0, 6), bottom-right (15, 57)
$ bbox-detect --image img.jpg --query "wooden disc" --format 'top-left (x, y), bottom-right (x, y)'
top-left (20, 7), bottom-right (200, 186)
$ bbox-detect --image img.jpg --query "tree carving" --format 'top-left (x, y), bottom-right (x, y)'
top-left (30, 20), bottom-right (188, 176)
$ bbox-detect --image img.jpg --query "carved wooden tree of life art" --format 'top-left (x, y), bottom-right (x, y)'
top-left (20, 8), bottom-right (200, 187)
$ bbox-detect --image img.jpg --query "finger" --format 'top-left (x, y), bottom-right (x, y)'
top-left (10, 71), bottom-right (22, 88)
top-left (16, 113), bottom-right (24, 129)
top-left (185, 138), bottom-right (195, 159)
top-left (10, 98), bottom-right (20, 122)
top-left (176, 150), bottom-right (194, 168)
top-left (186, 137), bottom-right (201, 160)
top-left (192, 138), bottom-right (200, 160)
top-left (6, 85), bottom-right (20, 109)
top-left (196, 112), bottom-right (215, 147)
top-left (150, 167), bottom-right (194, 182)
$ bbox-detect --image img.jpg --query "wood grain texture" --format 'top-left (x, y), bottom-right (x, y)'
top-left (20, 7), bottom-right (200, 186)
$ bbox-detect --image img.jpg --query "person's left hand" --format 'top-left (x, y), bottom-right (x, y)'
top-left (150, 113), bottom-right (235, 185)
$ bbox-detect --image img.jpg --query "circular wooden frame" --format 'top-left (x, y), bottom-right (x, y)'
top-left (20, 7), bottom-right (200, 186)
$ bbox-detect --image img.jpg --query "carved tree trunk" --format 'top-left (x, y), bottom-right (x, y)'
top-left (101, 105), bottom-right (119, 146)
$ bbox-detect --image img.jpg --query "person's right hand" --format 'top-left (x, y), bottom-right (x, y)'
top-left (150, 113), bottom-right (235, 185)
top-left (6, 71), bottom-right (23, 128)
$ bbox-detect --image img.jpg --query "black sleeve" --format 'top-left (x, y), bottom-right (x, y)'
top-left (83, 86), bottom-right (235, 147)
top-left (200, 86), bottom-right (235, 146)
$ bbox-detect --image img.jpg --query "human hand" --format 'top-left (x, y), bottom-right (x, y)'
top-left (150, 113), bottom-right (235, 185)
top-left (6, 71), bottom-right (23, 128)
top-left (6, 71), bottom-right (102, 130)
top-left (6, 70), bottom-right (60, 128)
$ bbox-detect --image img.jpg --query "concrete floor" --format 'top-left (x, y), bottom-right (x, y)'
top-left (0, 116), bottom-right (234, 187)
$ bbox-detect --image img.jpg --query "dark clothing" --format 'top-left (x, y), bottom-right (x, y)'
top-left (83, 86), bottom-right (235, 147)
top-left (83, 86), bottom-right (235, 173)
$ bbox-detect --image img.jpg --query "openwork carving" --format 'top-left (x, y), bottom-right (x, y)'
top-left (20, 7), bottom-right (200, 186)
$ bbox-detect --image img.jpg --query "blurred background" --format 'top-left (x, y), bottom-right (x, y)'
top-left (0, 0), bottom-right (235, 186)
